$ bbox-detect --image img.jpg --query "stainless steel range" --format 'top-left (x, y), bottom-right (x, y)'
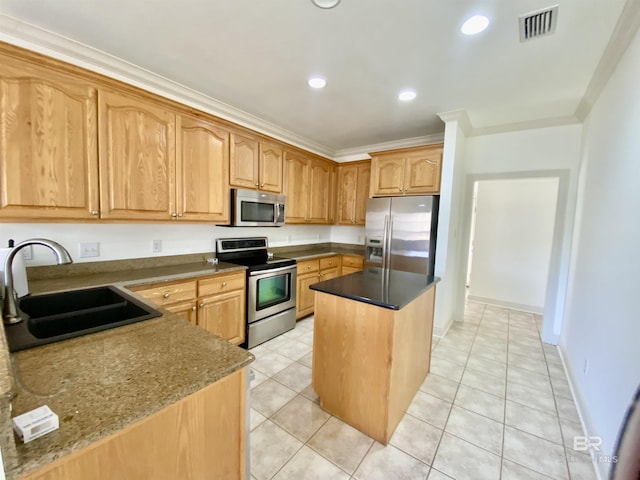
top-left (216, 237), bottom-right (297, 348)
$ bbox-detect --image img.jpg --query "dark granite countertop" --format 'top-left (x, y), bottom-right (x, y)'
top-left (271, 243), bottom-right (364, 261)
top-left (310, 267), bottom-right (439, 310)
top-left (1, 312), bottom-right (253, 479)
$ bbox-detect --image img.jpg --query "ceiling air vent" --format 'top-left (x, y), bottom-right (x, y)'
top-left (519, 5), bottom-right (558, 42)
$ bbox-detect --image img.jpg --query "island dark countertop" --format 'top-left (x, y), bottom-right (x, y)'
top-left (310, 267), bottom-right (440, 310)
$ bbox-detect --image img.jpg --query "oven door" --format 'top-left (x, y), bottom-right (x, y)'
top-left (247, 265), bottom-right (297, 323)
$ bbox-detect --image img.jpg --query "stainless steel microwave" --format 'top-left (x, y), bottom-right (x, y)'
top-left (230, 189), bottom-right (286, 227)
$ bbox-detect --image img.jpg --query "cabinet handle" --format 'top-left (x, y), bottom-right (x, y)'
top-left (178, 213), bottom-right (183, 217)
top-left (171, 212), bottom-right (177, 217)
top-left (163, 293), bottom-right (170, 299)
top-left (398, 187), bottom-right (402, 192)
top-left (260, 183), bottom-right (264, 187)
top-left (404, 188), bottom-right (408, 193)
top-left (222, 281), bottom-right (227, 287)
top-left (191, 306), bottom-right (196, 311)
top-left (307, 265), bottom-right (311, 270)
top-left (199, 303), bottom-right (204, 308)
top-left (255, 182), bottom-right (259, 187)
top-left (91, 210), bottom-right (99, 216)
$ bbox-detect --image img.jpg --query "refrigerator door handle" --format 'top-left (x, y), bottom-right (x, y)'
top-left (382, 215), bottom-right (389, 270)
top-left (387, 213), bottom-right (394, 270)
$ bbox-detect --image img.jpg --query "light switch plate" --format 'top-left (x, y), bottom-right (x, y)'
top-left (152, 240), bottom-right (162, 253)
top-left (79, 242), bottom-right (100, 258)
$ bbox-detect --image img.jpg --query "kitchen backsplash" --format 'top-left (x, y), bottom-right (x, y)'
top-left (0, 224), bottom-right (364, 266)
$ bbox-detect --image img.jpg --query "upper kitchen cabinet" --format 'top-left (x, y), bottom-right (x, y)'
top-left (284, 152), bottom-right (335, 224)
top-left (370, 144), bottom-right (443, 197)
top-left (177, 115), bottom-right (229, 222)
top-left (98, 90), bottom-right (176, 220)
top-left (229, 133), bottom-right (283, 194)
top-left (336, 161), bottom-right (371, 225)
top-left (0, 57), bottom-right (100, 220)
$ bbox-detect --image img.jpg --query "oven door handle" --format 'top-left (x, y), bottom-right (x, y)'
top-left (248, 265), bottom-right (296, 276)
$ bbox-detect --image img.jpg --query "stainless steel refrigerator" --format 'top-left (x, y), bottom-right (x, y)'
top-left (364, 196), bottom-right (439, 276)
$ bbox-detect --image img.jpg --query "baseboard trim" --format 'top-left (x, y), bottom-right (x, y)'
top-left (556, 346), bottom-right (606, 480)
top-left (433, 317), bottom-right (454, 338)
top-left (467, 295), bottom-right (544, 314)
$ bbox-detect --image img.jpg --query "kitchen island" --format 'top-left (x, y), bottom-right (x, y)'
top-left (310, 268), bottom-right (438, 444)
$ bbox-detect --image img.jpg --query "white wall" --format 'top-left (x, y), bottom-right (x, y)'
top-left (0, 223), bottom-right (366, 266)
top-left (469, 177), bottom-right (559, 313)
top-left (433, 118), bottom-right (468, 336)
top-left (560, 27), bottom-right (640, 478)
top-left (460, 124), bottom-right (583, 343)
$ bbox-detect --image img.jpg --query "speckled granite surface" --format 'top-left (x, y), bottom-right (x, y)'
top-left (3, 313), bottom-right (253, 479)
top-left (273, 242), bottom-right (364, 260)
top-left (27, 261), bottom-right (245, 295)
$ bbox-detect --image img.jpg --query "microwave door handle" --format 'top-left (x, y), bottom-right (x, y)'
top-left (274, 204), bottom-right (280, 225)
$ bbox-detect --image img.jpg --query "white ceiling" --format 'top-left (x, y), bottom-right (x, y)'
top-left (0, 0), bottom-right (628, 153)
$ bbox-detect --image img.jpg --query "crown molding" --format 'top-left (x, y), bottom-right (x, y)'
top-left (469, 115), bottom-right (581, 137)
top-left (437, 109), bottom-right (472, 136)
top-left (333, 133), bottom-right (445, 163)
top-left (575, 0), bottom-right (640, 120)
top-left (0, 14), bottom-right (335, 158)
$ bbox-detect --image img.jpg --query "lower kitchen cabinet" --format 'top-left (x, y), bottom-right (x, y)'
top-left (295, 255), bottom-right (345, 319)
top-left (20, 368), bottom-right (247, 480)
top-left (130, 270), bottom-right (246, 345)
top-left (340, 254), bottom-right (364, 275)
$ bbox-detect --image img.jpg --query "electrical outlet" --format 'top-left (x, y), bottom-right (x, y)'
top-left (21, 245), bottom-right (33, 261)
top-left (583, 359), bottom-right (589, 376)
top-left (79, 242), bottom-right (100, 258)
top-left (152, 240), bottom-right (162, 253)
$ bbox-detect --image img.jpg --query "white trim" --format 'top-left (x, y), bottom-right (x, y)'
top-left (557, 346), bottom-right (606, 480)
top-left (332, 133), bottom-right (445, 163)
top-left (466, 295), bottom-right (544, 315)
top-left (433, 317), bottom-right (454, 338)
top-left (470, 116), bottom-right (581, 137)
top-left (575, 0), bottom-right (640, 120)
top-left (0, 14), bottom-right (335, 159)
top-left (437, 110), bottom-right (472, 136)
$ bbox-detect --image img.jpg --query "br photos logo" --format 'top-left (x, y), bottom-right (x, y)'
top-left (572, 436), bottom-right (618, 464)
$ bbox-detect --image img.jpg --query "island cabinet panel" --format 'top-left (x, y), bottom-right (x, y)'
top-left (312, 286), bottom-right (435, 444)
top-left (20, 368), bottom-right (247, 480)
top-left (0, 58), bottom-right (100, 220)
top-left (177, 115), bottom-right (229, 222)
top-left (370, 144), bottom-right (443, 197)
top-left (98, 90), bottom-right (176, 220)
top-left (336, 161), bottom-right (370, 226)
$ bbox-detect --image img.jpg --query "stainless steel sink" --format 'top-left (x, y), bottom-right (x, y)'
top-left (4, 286), bottom-right (162, 352)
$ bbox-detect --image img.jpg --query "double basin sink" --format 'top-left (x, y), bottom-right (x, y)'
top-left (4, 286), bottom-right (161, 352)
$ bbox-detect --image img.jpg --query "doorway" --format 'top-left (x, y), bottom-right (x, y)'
top-left (465, 177), bottom-right (559, 314)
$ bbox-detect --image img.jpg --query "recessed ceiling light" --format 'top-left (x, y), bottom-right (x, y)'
top-left (311, 0), bottom-right (341, 9)
top-left (398, 90), bottom-right (417, 102)
top-left (308, 76), bottom-right (327, 89)
top-left (461, 15), bottom-right (490, 35)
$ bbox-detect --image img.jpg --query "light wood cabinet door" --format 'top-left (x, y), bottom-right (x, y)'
top-left (370, 155), bottom-right (405, 196)
top-left (296, 272), bottom-right (318, 319)
top-left (284, 152), bottom-right (310, 223)
top-left (98, 90), bottom-right (176, 220)
top-left (308, 160), bottom-right (332, 224)
top-left (319, 267), bottom-right (340, 282)
top-left (403, 147), bottom-right (442, 194)
top-left (258, 142), bottom-right (283, 193)
top-left (0, 59), bottom-right (99, 220)
top-left (337, 162), bottom-right (370, 225)
top-left (177, 115), bottom-right (229, 222)
top-left (198, 289), bottom-right (246, 345)
top-left (165, 301), bottom-right (197, 325)
top-left (229, 133), bottom-right (259, 190)
top-left (340, 266), bottom-right (361, 275)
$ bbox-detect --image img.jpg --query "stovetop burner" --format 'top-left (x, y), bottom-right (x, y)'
top-left (216, 237), bottom-right (296, 272)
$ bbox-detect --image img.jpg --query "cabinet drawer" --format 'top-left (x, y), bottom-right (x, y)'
top-left (342, 254), bottom-right (364, 269)
top-left (297, 259), bottom-right (319, 274)
top-left (319, 256), bottom-right (340, 271)
top-left (198, 272), bottom-right (246, 297)
top-left (131, 280), bottom-right (197, 306)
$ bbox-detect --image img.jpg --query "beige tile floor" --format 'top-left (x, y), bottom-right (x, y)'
top-left (248, 301), bottom-right (597, 480)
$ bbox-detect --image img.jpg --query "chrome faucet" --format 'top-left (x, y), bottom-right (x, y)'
top-left (2, 238), bottom-right (73, 325)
